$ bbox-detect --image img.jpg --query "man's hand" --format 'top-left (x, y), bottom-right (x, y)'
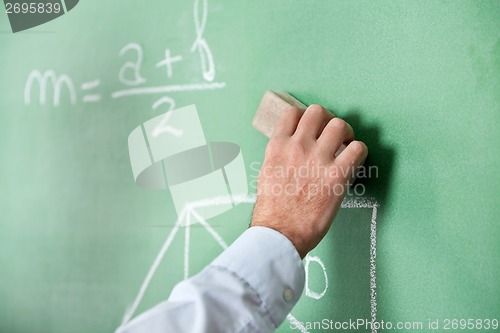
top-left (251, 104), bottom-right (368, 259)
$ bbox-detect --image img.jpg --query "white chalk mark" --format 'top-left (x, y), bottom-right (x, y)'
top-left (156, 49), bottom-right (183, 79)
top-left (152, 96), bottom-right (176, 111)
top-left (82, 95), bottom-right (101, 103)
top-left (151, 97), bottom-right (182, 138)
top-left (369, 204), bottom-right (378, 333)
top-left (304, 254), bottom-right (328, 300)
top-left (111, 82), bottom-right (226, 99)
top-left (195, 40), bottom-right (215, 82)
top-left (340, 197), bottom-right (379, 333)
top-left (151, 109), bottom-right (182, 138)
top-left (80, 80), bottom-right (101, 103)
top-left (118, 43), bottom-right (146, 86)
top-left (120, 194), bottom-right (244, 326)
top-left (191, 0), bottom-right (215, 81)
top-left (24, 70), bottom-right (76, 106)
top-left (80, 79), bottom-right (101, 90)
top-left (287, 313), bottom-right (310, 333)
top-left (188, 193), bottom-right (256, 210)
top-left (121, 209), bottom-right (187, 326)
top-left (184, 212), bottom-right (191, 280)
top-left (341, 197), bottom-right (378, 209)
top-left (192, 0), bottom-right (207, 39)
top-left (119, 193), bottom-right (379, 332)
top-left (189, 206), bottom-right (228, 249)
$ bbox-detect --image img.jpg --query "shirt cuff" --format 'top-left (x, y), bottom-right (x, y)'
top-left (210, 226), bottom-right (305, 328)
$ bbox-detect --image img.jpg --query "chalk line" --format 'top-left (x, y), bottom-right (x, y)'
top-left (120, 193), bottom-right (379, 332)
top-left (155, 49), bottom-right (183, 79)
top-left (369, 204), bottom-right (378, 333)
top-left (151, 110), bottom-right (183, 138)
top-left (152, 96), bottom-right (175, 111)
top-left (120, 194), bottom-right (245, 326)
top-left (341, 196), bottom-right (378, 209)
top-left (189, 206), bottom-right (228, 250)
top-left (24, 70), bottom-right (76, 106)
top-left (82, 95), bottom-right (101, 103)
top-left (191, 0), bottom-right (215, 81)
top-left (187, 193), bottom-right (256, 210)
top-left (111, 82), bottom-right (226, 99)
top-left (80, 79), bottom-right (100, 90)
top-left (184, 212), bottom-right (191, 280)
top-left (304, 254), bottom-right (328, 300)
top-left (121, 208), bottom-right (187, 326)
top-left (118, 43), bottom-right (146, 86)
top-left (341, 196), bottom-right (379, 333)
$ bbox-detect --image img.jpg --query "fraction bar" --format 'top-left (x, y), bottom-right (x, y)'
top-left (111, 82), bottom-right (226, 99)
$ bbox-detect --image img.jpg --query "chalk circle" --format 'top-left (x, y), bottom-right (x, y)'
top-left (305, 254), bottom-right (328, 300)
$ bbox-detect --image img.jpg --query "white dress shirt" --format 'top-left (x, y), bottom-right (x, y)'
top-left (117, 226), bottom-right (305, 333)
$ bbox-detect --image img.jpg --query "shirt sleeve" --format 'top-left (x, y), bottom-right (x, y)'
top-left (116, 226), bottom-right (305, 333)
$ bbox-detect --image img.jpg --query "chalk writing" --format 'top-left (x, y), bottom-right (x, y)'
top-left (24, 0), bottom-right (225, 109)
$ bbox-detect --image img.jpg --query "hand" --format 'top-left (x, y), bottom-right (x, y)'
top-left (251, 104), bottom-right (368, 258)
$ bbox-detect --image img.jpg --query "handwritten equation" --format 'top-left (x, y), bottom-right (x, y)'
top-left (23, 0), bottom-right (225, 113)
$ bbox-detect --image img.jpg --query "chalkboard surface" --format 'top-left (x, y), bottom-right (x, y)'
top-left (1, 1), bottom-right (499, 332)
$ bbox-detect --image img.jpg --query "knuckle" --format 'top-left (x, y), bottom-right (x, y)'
top-left (307, 104), bottom-right (331, 120)
top-left (329, 117), bottom-right (347, 131)
top-left (351, 140), bottom-right (368, 155)
top-left (286, 137), bottom-right (307, 159)
top-left (265, 139), bottom-right (281, 158)
top-left (307, 104), bottom-right (323, 112)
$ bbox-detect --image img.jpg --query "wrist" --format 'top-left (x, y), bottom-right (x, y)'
top-left (250, 222), bottom-right (308, 259)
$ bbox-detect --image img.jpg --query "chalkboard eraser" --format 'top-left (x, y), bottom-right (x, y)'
top-left (252, 90), bottom-right (307, 138)
top-left (253, 90), bottom-right (349, 158)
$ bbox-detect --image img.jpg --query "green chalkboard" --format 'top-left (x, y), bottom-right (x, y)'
top-left (1, 1), bottom-right (499, 332)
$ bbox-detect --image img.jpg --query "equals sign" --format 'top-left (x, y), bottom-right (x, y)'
top-left (81, 80), bottom-right (102, 103)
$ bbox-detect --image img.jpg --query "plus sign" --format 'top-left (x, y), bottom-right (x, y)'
top-left (156, 49), bottom-right (183, 79)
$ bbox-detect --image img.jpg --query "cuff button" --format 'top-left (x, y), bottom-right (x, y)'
top-left (283, 288), bottom-right (294, 302)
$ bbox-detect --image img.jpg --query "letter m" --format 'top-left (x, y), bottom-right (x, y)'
top-left (24, 70), bottom-right (76, 106)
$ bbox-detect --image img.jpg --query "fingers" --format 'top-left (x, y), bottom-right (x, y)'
top-left (317, 117), bottom-right (355, 157)
top-left (335, 140), bottom-right (368, 179)
top-left (272, 107), bottom-right (304, 138)
top-left (294, 104), bottom-right (334, 140)
top-left (272, 105), bottom-right (365, 175)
